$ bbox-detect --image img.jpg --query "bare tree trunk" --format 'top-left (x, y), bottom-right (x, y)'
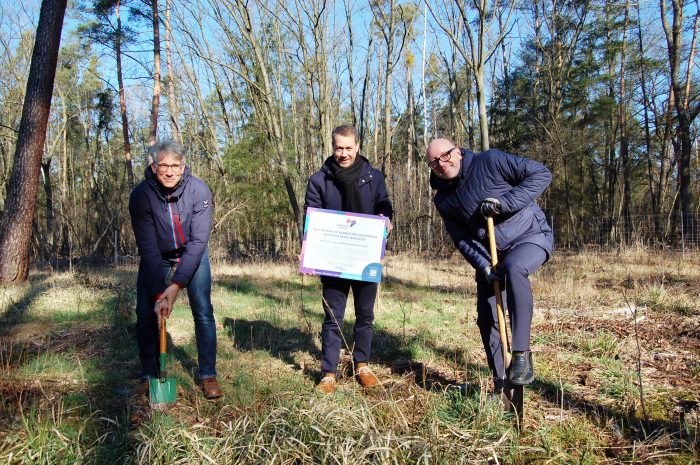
top-left (41, 158), bottom-right (55, 259)
top-left (619, 0), bottom-right (632, 242)
top-left (637, 2), bottom-right (659, 236)
top-left (372, 39), bottom-right (384, 165)
top-left (498, 8), bottom-right (512, 146)
top-left (383, 68), bottom-right (393, 174)
top-left (311, 1), bottom-right (331, 157)
top-left (149, 0), bottom-right (162, 146)
top-left (662, 0), bottom-right (699, 240)
top-left (115, 0), bottom-right (134, 189)
top-left (165, 0), bottom-right (180, 141)
top-left (343, 0), bottom-right (356, 127)
top-left (371, 0), bottom-right (409, 176)
top-left (421, 3), bottom-right (428, 147)
top-left (406, 57), bottom-right (416, 187)
top-left (426, 0), bottom-right (516, 152)
top-left (0, 0), bottom-right (67, 283)
top-left (359, 22), bottom-right (374, 148)
top-left (228, 0), bottom-right (303, 239)
top-left (475, 65), bottom-right (489, 151)
top-left (533, 0), bottom-right (541, 99)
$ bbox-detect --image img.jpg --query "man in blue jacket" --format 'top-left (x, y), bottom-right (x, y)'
top-left (426, 138), bottom-right (553, 393)
top-left (304, 125), bottom-right (393, 394)
top-left (129, 140), bottom-right (222, 399)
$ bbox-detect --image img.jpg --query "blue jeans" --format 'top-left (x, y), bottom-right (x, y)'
top-left (135, 251), bottom-right (217, 379)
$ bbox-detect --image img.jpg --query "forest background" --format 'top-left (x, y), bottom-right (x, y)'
top-left (0, 1), bottom-right (699, 462)
top-left (0, 0), bottom-right (699, 272)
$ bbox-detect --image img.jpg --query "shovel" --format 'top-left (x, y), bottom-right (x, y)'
top-left (149, 319), bottom-right (177, 409)
top-left (486, 216), bottom-right (524, 429)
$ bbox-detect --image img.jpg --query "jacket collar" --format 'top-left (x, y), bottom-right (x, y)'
top-left (320, 154), bottom-right (372, 179)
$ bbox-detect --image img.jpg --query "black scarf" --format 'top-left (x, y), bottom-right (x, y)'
top-left (328, 156), bottom-right (365, 213)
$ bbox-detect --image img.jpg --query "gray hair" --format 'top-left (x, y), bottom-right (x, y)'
top-left (149, 139), bottom-right (186, 165)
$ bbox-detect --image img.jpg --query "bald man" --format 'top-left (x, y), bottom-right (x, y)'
top-left (426, 139), bottom-right (553, 396)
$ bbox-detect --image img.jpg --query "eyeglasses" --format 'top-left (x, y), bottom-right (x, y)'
top-left (156, 163), bottom-right (184, 174)
top-left (427, 147), bottom-right (455, 169)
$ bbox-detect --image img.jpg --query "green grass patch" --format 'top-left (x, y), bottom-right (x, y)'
top-left (1, 254), bottom-right (698, 464)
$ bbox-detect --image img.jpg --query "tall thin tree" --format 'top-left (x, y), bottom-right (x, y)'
top-left (0, 0), bottom-right (68, 283)
top-left (149, 0), bottom-right (162, 147)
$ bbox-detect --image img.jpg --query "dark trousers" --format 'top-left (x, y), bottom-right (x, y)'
top-left (476, 242), bottom-right (547, 379)
top-left (135, 251), bottom-right (217, 380)
top-left (320, 276), bottom-right (378, 374)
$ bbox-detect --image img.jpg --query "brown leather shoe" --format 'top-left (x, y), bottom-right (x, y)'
top-left (201, 377), bottom-right (223, 399)
top-left (315, 373), bottom-right (337, 394)
top-left (356, 363), bottom-right (379, 388)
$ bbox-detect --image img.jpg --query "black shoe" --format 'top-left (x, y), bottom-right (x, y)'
top-left (509, 351), bottom-right (534, 385)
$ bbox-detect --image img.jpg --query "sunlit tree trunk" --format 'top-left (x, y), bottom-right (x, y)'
top-left (165, 0), bottom-right (180, 142)
top-left (227, 0), bottom-right (303, 239)
top-left (0, 0), bottom-right (67, 283)
top-left (618, 0), bottom-right (631, 242)
top-left (344, 0), bottom-right (357, 127)
top-left (115, 0), bottom-right (134, 189)
top-left (662, 0), bottom-right (700, 239)
top-left (149, 0), bottom-right (162, 147)
top-left (427, 0), bottom-right (516, 152)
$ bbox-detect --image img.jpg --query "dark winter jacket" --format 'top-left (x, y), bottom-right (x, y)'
top-left (304, 155), bottom-right (393, 218)
top-left (129, 166), bottom-right (213, 298)
top-left (431, 148), bottom-right (553, 275)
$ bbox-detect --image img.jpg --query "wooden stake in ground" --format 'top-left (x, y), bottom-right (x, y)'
top-left (486, 216), bottom-right (524, 429)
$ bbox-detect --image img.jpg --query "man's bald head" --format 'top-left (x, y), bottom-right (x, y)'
top-left (426, 138), bottom-right (461, 180)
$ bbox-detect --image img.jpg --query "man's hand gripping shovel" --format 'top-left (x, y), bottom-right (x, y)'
top-left (486, 216), bottom-right (524, 430)
top-left (149, 319), bottom-right (177, 409)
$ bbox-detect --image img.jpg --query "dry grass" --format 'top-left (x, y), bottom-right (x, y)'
top-left (0, 250), bottom-right (698, 464)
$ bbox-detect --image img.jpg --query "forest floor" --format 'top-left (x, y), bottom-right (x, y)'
top-left (0, 249), bottom-right (698, 464)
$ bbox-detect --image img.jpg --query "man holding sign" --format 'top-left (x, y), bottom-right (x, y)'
top-left (303, 125), bottom-right (393, 394)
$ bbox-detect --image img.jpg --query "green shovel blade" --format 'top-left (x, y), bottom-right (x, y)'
top-left (149, 353), bottom-right (176, 407)
top-left (149, 376), bottom-right (177, 406)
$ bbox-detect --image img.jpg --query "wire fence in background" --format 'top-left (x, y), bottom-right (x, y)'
top-left (212, 212), bottom-right (699, 260)
top-left (36, 212), bottom-right (699, 270)
top-left (551, 213), bottom-right (699, 252)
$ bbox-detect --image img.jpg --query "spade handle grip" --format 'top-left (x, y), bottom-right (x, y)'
top-left (160, 319), bottom-right (167, 355)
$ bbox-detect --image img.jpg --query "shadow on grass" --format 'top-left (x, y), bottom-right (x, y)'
top-left (223, 305), bottom-right (697, 448)
top-left (533, 378), bottom-right (698, 447)
top-left (221, 313), bottom-right (489, 392)
top-left (222, 316), bottom-right (320, 371)
top-left (218, 274), bottom-right (309, 308)
top-left (0, 315), bottom-right (139, 462)
top-left (0, 274), bottom-right (53, 335)
top-left (218, 272), bottom-right (698, 450)
top-left (0, 270), bottom-right (147, 463)
top-left (166, 331), bottom-right (199, 385)
top-left (382, 274), bottom-right (475, 303)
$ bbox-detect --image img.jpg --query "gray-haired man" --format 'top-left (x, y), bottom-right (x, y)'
top-left (129, 140), bottom-right (222, 399)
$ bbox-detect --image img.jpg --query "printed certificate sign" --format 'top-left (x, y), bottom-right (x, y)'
top-left (299, 207), bottom-right (388, 282)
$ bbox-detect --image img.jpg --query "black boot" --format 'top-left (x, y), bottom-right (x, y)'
top-left (509, 351), bottom-right (534, 385)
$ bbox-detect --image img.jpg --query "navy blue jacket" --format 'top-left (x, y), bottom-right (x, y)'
top-left (304, 156), bottom-right (393, 218)
top-left (129, 166), bottom-right (213, 298)
top-left (431, 148), bottom-right (553, 274)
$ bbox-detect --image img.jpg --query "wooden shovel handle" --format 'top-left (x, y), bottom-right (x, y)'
top-left (160, 319), bottom-right (167, 355)
top-left (486, 216), bottom-right (512, 369)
